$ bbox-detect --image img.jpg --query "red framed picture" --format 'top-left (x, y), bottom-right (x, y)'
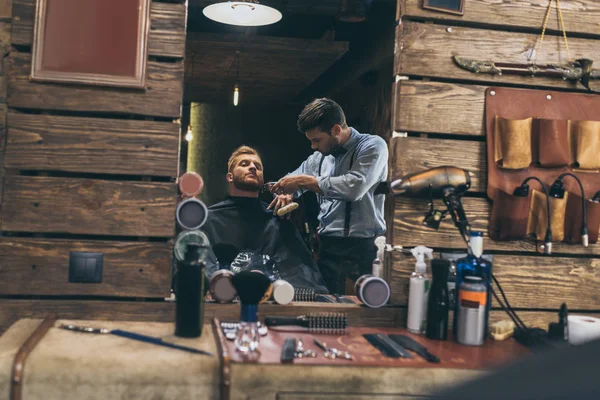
top-left (30, 0), bottom-right (151, 89)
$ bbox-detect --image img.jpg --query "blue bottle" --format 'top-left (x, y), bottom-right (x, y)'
top-left (453, 231), bottom-right (493, 338)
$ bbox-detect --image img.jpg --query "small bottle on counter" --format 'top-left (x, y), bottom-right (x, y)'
top-left (407, 246), bottom-right (433, 334)
top-left (426, 259), bottom-right (450, 340)
top-left (175, 243), bottom-right (206, 338)
top-left (456, 276), bottom-right (487, 346)
top-left (453, 231), bottom-right (493, 337)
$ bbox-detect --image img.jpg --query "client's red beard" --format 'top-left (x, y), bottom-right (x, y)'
top-left (232, 173), bottom-right (263, 192)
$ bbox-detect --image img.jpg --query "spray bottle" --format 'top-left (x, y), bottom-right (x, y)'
top-left (407, 245), bottom-right (434, 334)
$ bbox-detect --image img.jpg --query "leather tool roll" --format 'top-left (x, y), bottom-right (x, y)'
top-left (535, 119), bottom-right (570, 168)
top-left (485, 88), bottom-right (600, 201)
top-left (564, 193), bottom-right (600, 245)
top-left (570, 120), bottom-right (600, 170)
top-left (494, 116), bottom-right (533, 170)
top-left (526, 189), bottom-right (568, 242)
top-left (489, 189), bottom-right (531, 241)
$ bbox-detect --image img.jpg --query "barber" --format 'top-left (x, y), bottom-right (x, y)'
top-left (270, 98), bottom-right (388, 294)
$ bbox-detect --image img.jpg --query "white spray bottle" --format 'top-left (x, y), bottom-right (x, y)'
top-left (407, 245), bottom-right (434, 334)
top-left (372, 236), bottom-right (387, 278)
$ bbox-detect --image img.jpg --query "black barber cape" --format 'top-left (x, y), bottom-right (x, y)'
top-left (202, 196), bottom-right (328, 293)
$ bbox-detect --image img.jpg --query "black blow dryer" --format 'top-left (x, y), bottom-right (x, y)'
top-left (379, 166), bottom-right (472, 245)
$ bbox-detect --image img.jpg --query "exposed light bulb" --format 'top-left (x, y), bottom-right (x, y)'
top-left (233, 84), bottom-right (239, 106)
top-left (185, 125), bottom-right (193, 142)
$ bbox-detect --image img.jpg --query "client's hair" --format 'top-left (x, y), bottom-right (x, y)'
top-left (227, 145), bottom-right (261, 173)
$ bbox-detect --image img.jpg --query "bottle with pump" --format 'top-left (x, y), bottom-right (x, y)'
top-left (453, 231), bottom-right (493, 337)
top-left (407, 246), bottom-right (434, 334)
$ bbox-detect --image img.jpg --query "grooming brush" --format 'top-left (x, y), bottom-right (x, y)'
top-left (293, 288), bottom-right (316, 302)
top-left (231, 271), bottom-right (273, 321)
top-left (264, 313), bottom-right (348, 335)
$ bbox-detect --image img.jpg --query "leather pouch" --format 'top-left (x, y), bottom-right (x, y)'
top-left (489, 189), bottom-right (531, 241)
top-left (564, 192), bottom-right (600, 244)
top-left (527, 189), bottom-right (568, 242)
top-left (570, 120), bottom-right (600, 170)
top-left (494, 116), bottom-right (533, 170)
top-left (535, 119), bottom-right (570, 168)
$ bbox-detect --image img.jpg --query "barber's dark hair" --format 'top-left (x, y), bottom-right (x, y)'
top-left (297, 98), bottom-right (347, 134)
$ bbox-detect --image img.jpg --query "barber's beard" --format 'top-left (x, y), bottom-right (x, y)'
top-left (232, 175), bottom-right (263, 192)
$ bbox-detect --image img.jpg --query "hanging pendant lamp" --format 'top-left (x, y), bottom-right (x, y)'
top-left (203, 1), bottom-right (282, 27)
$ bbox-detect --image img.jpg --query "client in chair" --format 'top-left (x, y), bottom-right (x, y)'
top-left (201, 145), bottom-right (328, 293)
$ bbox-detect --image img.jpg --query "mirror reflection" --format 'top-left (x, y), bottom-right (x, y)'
top-left (176, 0), bottom-right (396, 302)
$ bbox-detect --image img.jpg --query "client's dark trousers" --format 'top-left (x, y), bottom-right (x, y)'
top-left (317, 236), bottom-right (377, 295)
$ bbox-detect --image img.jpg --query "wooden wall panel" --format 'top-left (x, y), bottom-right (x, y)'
top-left (399, 0), bottom-right (600, 37)
top-left (4, 111), bottom-right (179, 176)
top-left (0, 175), bottom-right (176, 236)
top-left (390, 253), bottom-right (600, 309)
top-left (393, 196), bottom-right (600, 256)
top-left (11, 0), bottom-right (187, 58)
top-left (393, 81), bottom-right (486, 136)
top-left (395, 22), bottom-right (600, 91)
top-left (8, 53), bottom-right (184, 118)
top-left (391, 136), bottom-right (486, 193)
top-left (0, 238), bottom-right (172, 297)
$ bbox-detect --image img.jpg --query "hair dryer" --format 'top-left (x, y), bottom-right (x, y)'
top-left (382, 166), bottom-right (473, 246)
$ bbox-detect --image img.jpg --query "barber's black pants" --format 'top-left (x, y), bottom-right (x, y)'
top-left (317, 236), bottom-right (377, 295)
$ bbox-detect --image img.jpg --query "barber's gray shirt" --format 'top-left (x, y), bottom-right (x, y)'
top-left (289, 128), bottom-right (388, 238)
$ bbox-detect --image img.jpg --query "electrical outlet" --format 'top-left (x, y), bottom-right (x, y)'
top-left (69, 252), bottom-right (103, 283)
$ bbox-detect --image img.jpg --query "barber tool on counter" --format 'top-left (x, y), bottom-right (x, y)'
top-left (264, 313), bottom-right (348, 334)
top-left (407, 246), bottom-right (433, 334)
top-left (313, 339), bottom-right (353, 360)
top-left (231, 271), bottom-right (272, 355)
top-left (388, 335), bottom-right (440, 363)
top-left (220, 321), bottom-right (268, 341)
top-left (58, 323), bottom-right (213, 356)
top-left (354, 236), bottom-right (391, 308)
top-left (363, 333), bottom-right (413, 358)
top-left (173, 231), bottom-right (210, 338)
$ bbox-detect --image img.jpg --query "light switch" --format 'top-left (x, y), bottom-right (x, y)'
top-left (69, 252), bottom-right (103, 283)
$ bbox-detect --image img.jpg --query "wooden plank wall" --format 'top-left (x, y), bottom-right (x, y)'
top-left (391, 0), bottom-right (600, 327)
top-left (0, 0), bottom-right (187, 330)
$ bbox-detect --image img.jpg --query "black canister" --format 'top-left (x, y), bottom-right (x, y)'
top-left (175, 243), bottom-right (206, 338)
top-left (426, 259), bottom-right (450, 340)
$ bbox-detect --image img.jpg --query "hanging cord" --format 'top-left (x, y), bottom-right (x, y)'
top-left (529, 0), bottom-right (571, 65)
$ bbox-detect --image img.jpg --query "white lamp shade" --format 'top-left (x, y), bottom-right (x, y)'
top-left (203, 1), bottom-right (282, 27)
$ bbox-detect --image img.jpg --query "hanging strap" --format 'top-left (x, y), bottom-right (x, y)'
top-left (318, 150), bottom-right (357, 238)
top-left (344, 149), bottom-right (358, 238)
top-left (530, 0), bottom-right (571, 64)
